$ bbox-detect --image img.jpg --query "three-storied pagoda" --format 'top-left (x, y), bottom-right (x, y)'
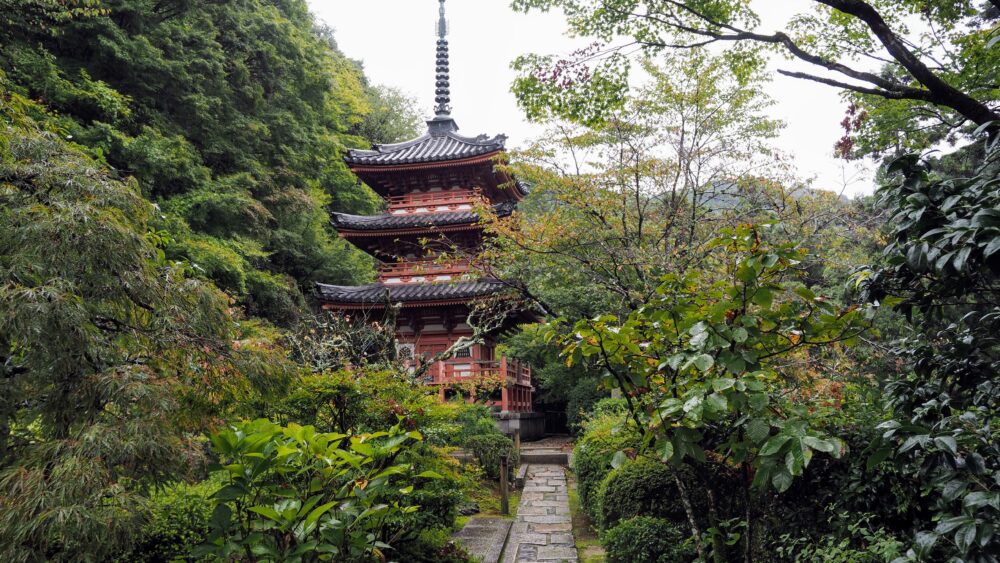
top-left (317, 0), bottom-right (535, 417)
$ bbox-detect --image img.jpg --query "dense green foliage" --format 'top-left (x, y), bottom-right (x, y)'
top-left (0, 91), bottom-right (291, 560)
top-left (510, 0), bottom-right (1000, 158)
top-left (0, 0), bottom-right (425, 324)
top-left (197, 419), bottom-right (434, 562)
top-left (596, 457), bottom-right (689, 530)
top-left (603, 516), bottom-right (697, 563)
top-left (571, 403), bottom-right (642, 518)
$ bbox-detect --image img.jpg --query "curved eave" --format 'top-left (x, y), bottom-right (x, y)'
top-left (320, 297), bottom-right (482, 310)
top-left (347, 150), bottom-right (505, 174)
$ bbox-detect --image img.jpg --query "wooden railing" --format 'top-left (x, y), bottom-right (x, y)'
top-left (379, 260), bottom-right (470, 280)
top-left (386, 190), bottom-right (481, 213)
top-left (423, 357), bottom-right (531, 387)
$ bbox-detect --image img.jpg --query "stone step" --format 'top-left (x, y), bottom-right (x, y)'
top-left (452, 517), bottom-right (513, 563)
top-left (520, 451), bottom-right (569, 465)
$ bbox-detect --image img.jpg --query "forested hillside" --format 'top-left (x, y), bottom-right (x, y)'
top-left (1, 0), bottom-right (420, 323)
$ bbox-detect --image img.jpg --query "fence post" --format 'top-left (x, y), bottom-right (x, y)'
top-left (500, 455), bottom-right (510, 516)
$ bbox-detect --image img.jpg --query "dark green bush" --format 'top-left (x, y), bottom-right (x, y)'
top-left (596, 457), bottom-right (690, 530)
top-left (113, 478), bottom-right (218, 562)
top-left (465, 433), bottom-right (519, 481)
top-left (603, 516), bottom-right (697, 563)
top-left (393, 529), bottom-right (476, 563)
top-left (572, 410), bottom-right (641, 518)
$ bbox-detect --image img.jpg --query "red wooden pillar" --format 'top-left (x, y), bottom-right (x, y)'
top-left (501, 385), bottom-right (510, 412)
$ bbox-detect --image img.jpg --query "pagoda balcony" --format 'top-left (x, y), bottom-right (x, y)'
top-left (379, 261), bottom-right (471, 284)
top-left (386, 190), bottom-right (483, 214)
top-left (420, 357), bottom-right (532, 389)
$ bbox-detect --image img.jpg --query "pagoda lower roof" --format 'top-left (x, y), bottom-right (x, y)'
top-left (317, 279), bottom-right (506, 308)
top-left (345, 118), bottom-right (506, 166)
top-left (333, 201), bottom-right (516, 233)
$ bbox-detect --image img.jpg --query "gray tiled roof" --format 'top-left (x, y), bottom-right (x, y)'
top-left (316, 279), bottom-right (506, 305)
top-left (333, 201), bottom-right (516, 232)
top-left (346, 120), bottom-right (507, 166)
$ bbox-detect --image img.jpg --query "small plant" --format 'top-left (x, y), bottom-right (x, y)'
top-left (195, 419), bottom-right (439, 562)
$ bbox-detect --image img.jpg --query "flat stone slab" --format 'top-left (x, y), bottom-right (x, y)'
top-left (453, 517), bottom-right (513, 563)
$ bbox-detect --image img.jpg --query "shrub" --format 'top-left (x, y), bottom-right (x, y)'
top-left (603, 516), bottom-right (697, 563)
top-left (465, 433), bottom-right (519, 481)
top-left (387, 445), bottom-right (468, 534)
top-left (596, 457), bottom-right (690, 530)
top-left (572, 409), bottom-right (641, 517)
top-left (393, 528), bottom-right (476, 563)
top-left (196, 419), bottom-right (431, 562)
top-left (423, 402), bottom-right (500, 447)
top-left (113, 477), bottom-right (220, 562)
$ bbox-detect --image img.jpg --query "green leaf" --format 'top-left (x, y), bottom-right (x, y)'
top-left (706, 393), bottom-right (728, 414)
top-left (712, 378), bottom-right (736, 392)
top-left (610, 450), bottom-right (628, 469)
top-left (693, 354), bottom-right (714, 371)
top-left (746, 419), bottom-right (770, 444)
top-left (303, 502), bottom-right (338, 530)
top-left (731, 327), bottom-right (749, 343)
top-left (933, 436), bottom-right (958, 456)
top-left (772, 471), bottom-right (793, 492)
top-left (657, 440), bottom-right (674, 462)
top-left (801, 436), bottom-right (836, 454)
top-left (759, 435), bottom-right (791, 457)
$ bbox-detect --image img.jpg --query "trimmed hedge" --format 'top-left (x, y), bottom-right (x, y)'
top-left (604, 516), bottom-right (697, 563)
top-left (596, 457), bottom-right (690, 530)
top-left (572, 410), bottom-right (641, 518)
top-left (465, 433), bottom-right (519, 481)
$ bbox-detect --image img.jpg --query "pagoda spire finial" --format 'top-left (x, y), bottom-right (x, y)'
top-left (433, 0), bottom-right (451, 118)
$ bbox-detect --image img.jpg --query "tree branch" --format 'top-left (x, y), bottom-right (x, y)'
top-left (815, 0), bottom-right (999, 127)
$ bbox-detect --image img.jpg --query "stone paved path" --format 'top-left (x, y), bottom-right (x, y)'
top-left (502, 464), bottom-right (578, 562)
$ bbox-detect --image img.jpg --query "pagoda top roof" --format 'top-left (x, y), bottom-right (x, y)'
top-left (332, 201), bottom-right (516, 233)
top-left (317, 279), bottom-right (505, 308)
top-left (345, 117), bottom-right (507, 167)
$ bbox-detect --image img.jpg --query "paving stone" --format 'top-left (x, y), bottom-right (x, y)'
top-left (523, 515), bottom-right (571, 524)
top-left (510, 532), bottom-right (549, 545)
top-left (536, 546), bottom-right (578, 560)
top-left (530, 522), bottom-right (573, 533)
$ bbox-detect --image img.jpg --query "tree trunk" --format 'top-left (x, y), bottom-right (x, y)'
top-left (673, 473), bottom-right (708, 562)
top-left (743, 463), bottom-right (753, 563)
top-left (703, 472), bottom-right (728, 563)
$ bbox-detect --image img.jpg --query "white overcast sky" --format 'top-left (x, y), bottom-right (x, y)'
top-left (309, 0), bottom-right (876, 196)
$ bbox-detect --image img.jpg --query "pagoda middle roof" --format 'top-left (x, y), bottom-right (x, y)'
top-left (345, 119), bottom-right (507, 166)
top-left (317, 279), bottom-right (505, 307)
top-left (333, 201), bottom-right (516, 232)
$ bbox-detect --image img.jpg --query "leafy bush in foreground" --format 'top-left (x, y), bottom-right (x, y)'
top-left (603, 516), bottom-right (696, 563)
top-left (196, 419), bottom-right (437, 562)
top-left (572, 409), bottom-right (641, 519)
top-left (596, 457), bottom-right (689, 530)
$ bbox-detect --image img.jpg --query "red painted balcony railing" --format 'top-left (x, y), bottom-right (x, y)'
top-left (417, 357), bottom-right (531, 387)
top-left (386, 190), bottom-right (482, 213)
top-left (378, 260), bottom-right (470, 280)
